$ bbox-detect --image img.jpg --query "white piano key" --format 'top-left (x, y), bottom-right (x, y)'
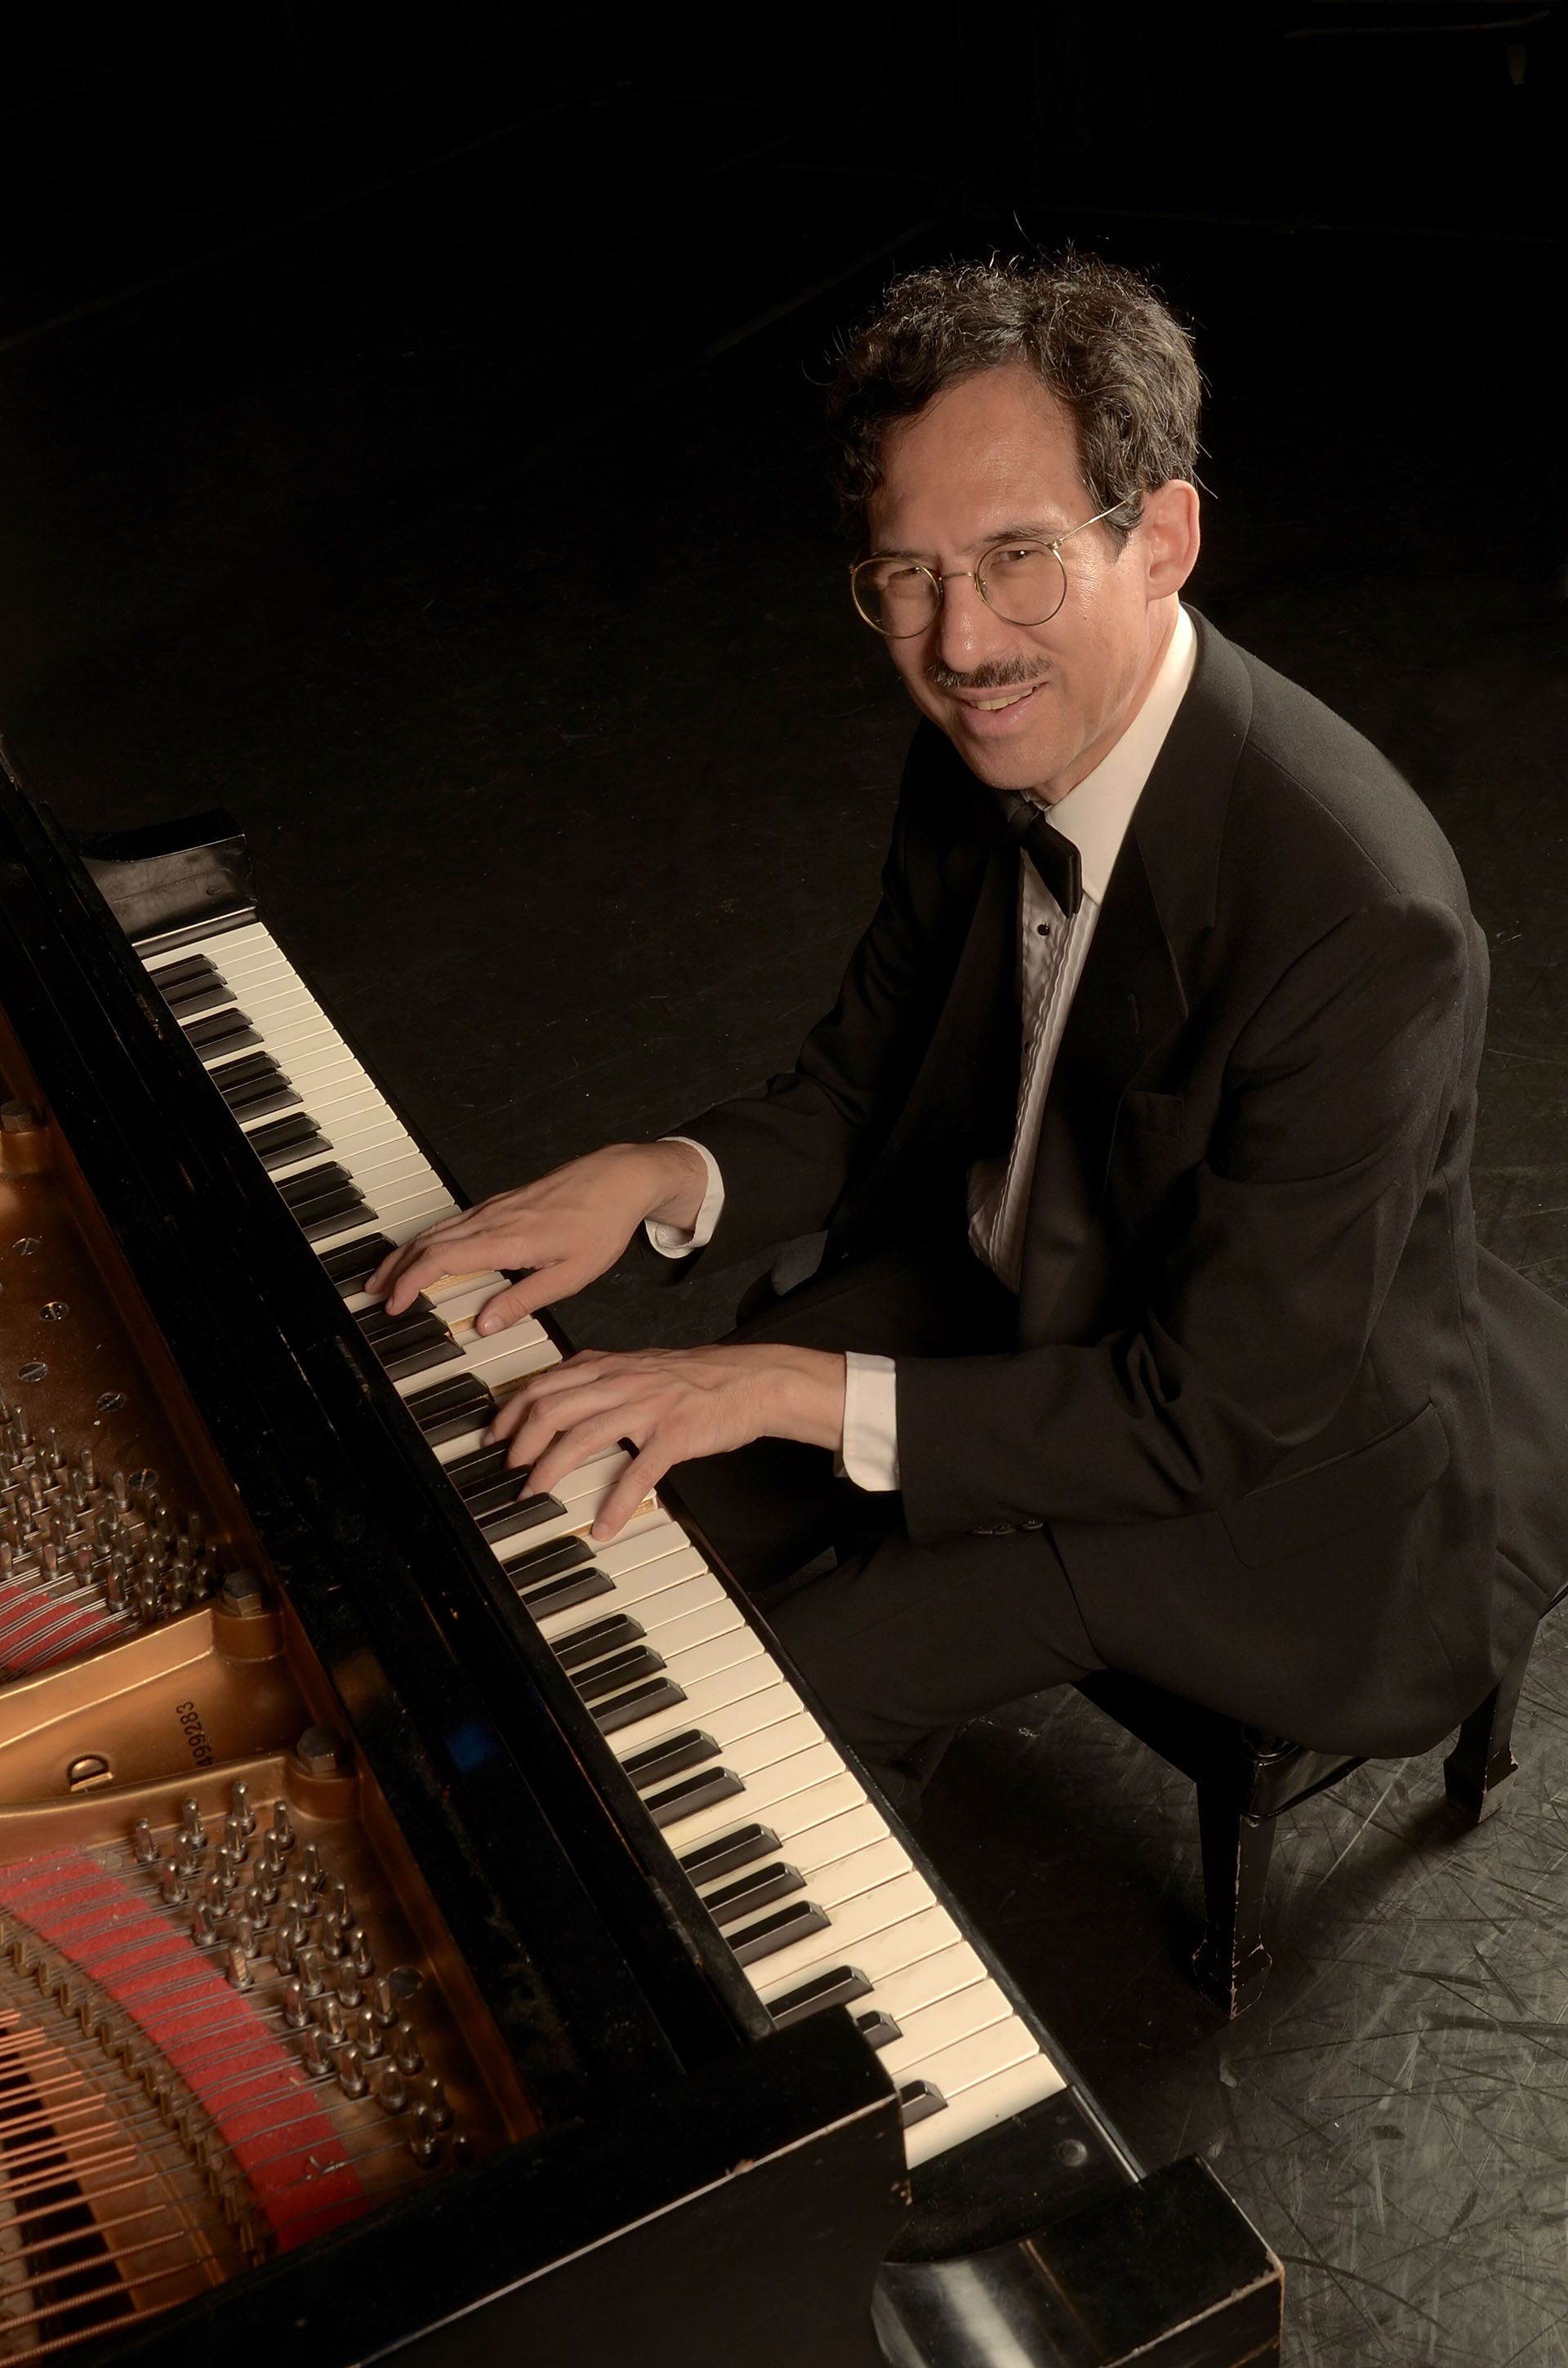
top-left (875, 1978), bottom-right (1014, 2081)
top-left (843, 1939), bottom-right (994, 2030)
top-left (754, 1902), bottom-right (963, 2001)
top-left (608, 1669), bottom-right (805, 1759)
top-left (649, 1747), bottom-right (858, 1853)
top-left (731, 1868), bottom-right (944, 1996)
top-left (541, 1570), bottom-right (732, 1652)
top-left (902, 2055), bottom-right (1067, 2170)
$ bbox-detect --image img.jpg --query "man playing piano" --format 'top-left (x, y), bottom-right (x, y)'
top-left (368, 252), bottom-right (1561, 1813)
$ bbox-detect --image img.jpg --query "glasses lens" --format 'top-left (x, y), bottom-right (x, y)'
top-left (852, 557), bottom-right (938, 636)
top-left (978, 544), bottom-right (1067, 626)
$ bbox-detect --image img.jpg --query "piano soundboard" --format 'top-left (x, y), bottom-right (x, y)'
top-left (0, 765), bottom-right (1281, 2368)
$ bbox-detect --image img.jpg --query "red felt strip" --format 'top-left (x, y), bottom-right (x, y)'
top-left (0, 1848), bottom-right (366, 2250)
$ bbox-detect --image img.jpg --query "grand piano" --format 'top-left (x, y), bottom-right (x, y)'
top-left (0, 738), bottom-right (1284, 2367)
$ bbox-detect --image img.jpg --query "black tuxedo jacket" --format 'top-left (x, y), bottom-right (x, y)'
top-left (641, 609), bottom-right (1566, 1755)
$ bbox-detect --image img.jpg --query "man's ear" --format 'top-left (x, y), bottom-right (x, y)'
top-left (1143, 479), bottom-right (1201, 600)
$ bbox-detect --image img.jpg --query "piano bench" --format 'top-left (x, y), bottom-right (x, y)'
top-left (1076, 1613), bottom-right (1553, 2019)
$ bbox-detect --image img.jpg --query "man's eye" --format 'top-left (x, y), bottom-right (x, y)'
top-left (991, 546), bottom-right (1043, 569)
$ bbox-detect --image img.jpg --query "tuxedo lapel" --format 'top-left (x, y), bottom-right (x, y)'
top-left (1016, 609), bottom-right (1254, 1343)
top-left (832, 834), bottom-right (1017, 1240)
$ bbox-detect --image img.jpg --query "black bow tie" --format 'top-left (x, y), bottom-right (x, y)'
top-left (998, 792), bottom-right (1083, 919)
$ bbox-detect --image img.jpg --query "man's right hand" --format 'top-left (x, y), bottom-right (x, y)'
top-left (363, 1139), bottom-right (709, 1335)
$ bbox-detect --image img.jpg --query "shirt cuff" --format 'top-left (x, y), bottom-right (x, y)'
top-left (834, 1352), bottom-right (899, 1492)
top-left (644, 1136), bottom-right (724, 1257)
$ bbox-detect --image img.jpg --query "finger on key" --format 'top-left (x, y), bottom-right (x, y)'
top-left (366, 1213), bottom-right (474, 1304)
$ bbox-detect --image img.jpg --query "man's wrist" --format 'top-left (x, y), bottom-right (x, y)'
top-left (773, 1345), bottom-right (847, 1454)
top-left (615, 1139), bottom-right (710, 1232)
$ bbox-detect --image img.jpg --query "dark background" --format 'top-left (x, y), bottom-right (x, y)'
top-left (2, 9), bottom-right (1566, 2361)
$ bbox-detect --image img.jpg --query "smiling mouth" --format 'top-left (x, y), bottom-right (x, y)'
top-left (957, 683), bottom-right (1043, 712)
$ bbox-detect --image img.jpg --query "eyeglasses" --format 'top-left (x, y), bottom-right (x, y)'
top-left (849, 501), bottom-right (1129, 637)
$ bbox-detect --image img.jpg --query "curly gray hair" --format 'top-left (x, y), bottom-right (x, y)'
top-left (826, 250), bottom-right (1203, 550)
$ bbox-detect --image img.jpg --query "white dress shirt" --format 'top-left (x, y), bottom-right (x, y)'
top-left (646, 603), bottom-right (1199, 1491)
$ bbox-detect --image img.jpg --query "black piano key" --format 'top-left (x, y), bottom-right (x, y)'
top-left (514, 1565), bottom-right (615, 1617)
top-left (643, 1767), bottom-right (745, 1828)
top-left (766, 1965), bottom-right (874, 2029)
top-left (380, 1331), bottom-right (462, 1382)
top-left (626, 1729), bottom-right (723, 1795)
top-left (572, 1644), bottom-right (666, 1706)
top-left (248, 1113), bottom-right (332, 1172)
top-left (321, 1233), bottom-right (397, 1294)
top-left (898, 2080), bottom-right (947, 2129)
top-left (445, 1443), bottom-right (515, 1496)
top-left (278, 1160), bottom-right (353, 1210)
top-left (212, 1049), bottom-right (277, 1092)
top-left (551, 1613), bottom-right (644, 1673)
top-left (355, 1294), bottom-right (436, 1344)
top-left (501, 1534), bottom-right (595, 1586)
top-left (676, 1818), bottom-right (777, 1880)
top-left (854, 2008), bottom-right (902, 2050)
top-left (702, 1861), bottom-right (805, 1931)
top-left (183, 1006), bottom-right (260, 1055)
top-left (728, 1900), bottom-right (831, 1969)
top-left (299, 1187), bottom-right (372, 1242)
top-left (146, 952), bottom-right (220, 991)
top-left (593, 1676), bottom-right (686, 1737)
top-left (163, 976), bottom-right (234, 1018)
top-left (219, 1059), bottom-right (301, 1119)
top-left (475, 1492), bottom-right (565, 1546)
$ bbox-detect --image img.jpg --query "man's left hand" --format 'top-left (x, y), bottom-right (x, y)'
top-left (483, 1343), bottom-right (849, 1541)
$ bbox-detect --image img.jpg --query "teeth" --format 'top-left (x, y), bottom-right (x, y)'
top-left (973, 689), bottom-right (1035, 711)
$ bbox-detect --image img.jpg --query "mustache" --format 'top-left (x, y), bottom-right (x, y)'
top-left (924, 659), bottom-right (1048, 693)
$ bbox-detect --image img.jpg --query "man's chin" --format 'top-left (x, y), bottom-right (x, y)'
top-left (938, 716), bottom-right (1060, 795)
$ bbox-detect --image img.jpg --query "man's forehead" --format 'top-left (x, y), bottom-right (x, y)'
top-left (869, 376), bottom-right (1087, 552)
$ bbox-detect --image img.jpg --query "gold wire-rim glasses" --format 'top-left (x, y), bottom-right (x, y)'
top-left (849, 499), bottom-right (1131, 637)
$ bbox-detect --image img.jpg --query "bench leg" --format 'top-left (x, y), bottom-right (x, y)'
top-left (1192, 1787), bottom-right (1276, 2018)
top-left (1444, 1634), bottom-right (1533, 1823)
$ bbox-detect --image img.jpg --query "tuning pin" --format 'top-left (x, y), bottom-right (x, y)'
top-left (131, 1819), bottom-right (158, 1867)
top-left (297, 1947), bottom-right (326, 2000)
top-left (270, 1799), bottom-right (295, 1852)
top-left (224, 1944), bottom-right (252, 1991)
top-left (281, 1980), bottom-right (310, 2031)
top-left (272, 1926), bottom-right (297, 1978)
top-left (230, 1780), bottom-right (256, 1837)
top-left (417, 2075), bottom-right (452, 2132)
top-left (375, 2065), bottom-right (409, 2117)
top-left (370, 1976), bottom-right (399, 2030)
top-left (158, 1861), bottom-right (186, 1906)
top-left (393, 2022), bottom-right (423, 2075)
top-left (189, 1902), bottom-right (219, 1951)
top-left (408, 2106), bottom-right (441, 2168)
top-left (315, 1993), bottom-right (345, 2044)
top-left (222, 1813), bottom-right (249, 1861)
top-left (111, 1470), bottom-right (127, 1509)
top-left (336, 1960), bottom-right (363, 2011)
top-left (335, 2044), bottom-right (368, 2101)
top-left (176, 1838), bottom-right (204, 1880)
top-left (299, 2028), bottom-right (329, 2079)
top-left (351, 1933), bottom-right (375, 1981)
top-left (301, 1842), bottom-right (326, 1893)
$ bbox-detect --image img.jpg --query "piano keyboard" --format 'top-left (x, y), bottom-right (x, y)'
top-left (134, 916), bottom-right (1066, 2170)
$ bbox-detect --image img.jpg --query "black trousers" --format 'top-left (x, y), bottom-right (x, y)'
top-left (664, 1237), bottom-right (1104, 1810)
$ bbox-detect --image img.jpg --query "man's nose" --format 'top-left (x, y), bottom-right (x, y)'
top-left (931, 570), bottom-right (1006, 673)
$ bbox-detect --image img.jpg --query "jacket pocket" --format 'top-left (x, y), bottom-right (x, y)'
top-left (1120, 1089), bottom-right (1184, 1141)
top-left (1218, 1400), bottom-right (1450, 1569)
